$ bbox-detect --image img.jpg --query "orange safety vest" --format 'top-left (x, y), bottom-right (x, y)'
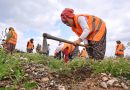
top-left (8, 30), bottom-right (17, 45)
top-left (72, 14), bottom-right (106, 41)
top-left (115, 44), bottom-right (125, 55)
top-left (27, 41), bottom-right (34, 49)
top-left (80, 49), bottom-right (88, 58)
top-left (62, 43), bottom-right (75, 55)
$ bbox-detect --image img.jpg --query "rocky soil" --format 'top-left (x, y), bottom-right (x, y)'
top-left (0, 61), bottom-right (130, 90)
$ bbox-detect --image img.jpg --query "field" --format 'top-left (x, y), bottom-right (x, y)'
top-left (0, 49), bottom-right (130, 90)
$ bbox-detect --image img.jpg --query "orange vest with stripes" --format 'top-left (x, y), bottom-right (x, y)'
top-left (72, 14), bottom-right (106, 41)
top-left (62, 43), bottom-right (75, 55)
top-left (8, 30), bottom-right (17, 45)
top-left (115, 44), bottom-right (125, 55)
top-left (27, 41), bottom-right (34, 49)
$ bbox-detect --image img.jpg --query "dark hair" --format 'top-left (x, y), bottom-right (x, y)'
top-left (30, 38), bottom-right (34, 43)
top-left (2, 39), bottom-right (5, 41)
top-left (116, 40), bottom-right (121, 44)
top-left (30, 38), bottom-right (34, 41)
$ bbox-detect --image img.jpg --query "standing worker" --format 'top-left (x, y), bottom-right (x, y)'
top-left (5, 27), bottom-right (17, 54)
top-left (115, 40), bottom-right (125, 58)
top-left (61, 8), bottom-right (107, 60)
top-left (27, 38), bottom-right (34, 53)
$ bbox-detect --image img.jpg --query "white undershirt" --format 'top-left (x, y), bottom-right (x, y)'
top-left (78, 16), bottom-right (90, 44)
top-left (55, 43), bottom-right (64, 53)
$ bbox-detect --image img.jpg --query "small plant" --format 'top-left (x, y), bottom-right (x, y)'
top-left (12, 66), bottom-right (25, 85)
top-left (24, 81), bottom-right (37, 90)
top-left (48, 57), bottom-right (89, 75)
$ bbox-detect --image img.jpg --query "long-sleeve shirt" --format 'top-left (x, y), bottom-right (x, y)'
top-left (78, 16), bottom-right (90, 44)
top-left (55, 43), bottom-right (64, 53)
top-left (6, 31), bottom-right (12, 42)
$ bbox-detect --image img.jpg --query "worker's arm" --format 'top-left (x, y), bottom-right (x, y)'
top-left (74, 16), bottom-right (90, 45)
top-left (6, 32), bottom-right (12, 42)
top-left (78, 16), bottom-right (90, 43)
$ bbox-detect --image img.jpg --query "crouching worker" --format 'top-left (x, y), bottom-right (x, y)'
top-left (27, 38), bottom-right (34, 53)
top-left (80, 48), bottom-right (89, 60)
top-left (63, 46), bottom-right (69, 63)
top-left (61, 8), bottom-right (107, 61)
top-left (62, 43), bottom-right (79, 63)
top-left (54, 42), bottom-right (63, 59)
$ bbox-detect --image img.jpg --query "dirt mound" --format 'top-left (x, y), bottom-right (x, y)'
top-left (79, 73), bottom-right (130, 90)
top-left (1, 62), bottom-right (130, 90)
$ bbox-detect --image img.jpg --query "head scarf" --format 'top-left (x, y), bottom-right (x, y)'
top-left (61, 8), bottom-right (74, 23)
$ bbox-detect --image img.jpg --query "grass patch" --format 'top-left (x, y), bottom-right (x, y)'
top-left (91, 58), bottom-right (130, 77)
top-left (24, 82), bottom-right (37, 90)
top-left (1, 49), bottom-right (130, 89)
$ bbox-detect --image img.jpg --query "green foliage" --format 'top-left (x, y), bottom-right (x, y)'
top-left (0, 48), bottom-right (8, 63)
top-left (48, 59), bottom-right (64, 70)
top-left (48, 57), bottom-right (89, 74)
top-left (1, 48), bottom-right (130, 89)
top-left (0, 49), bottom-right (25, 85)
top-left (0, 87), bottom-right (16, 90)
top-left (24, 82), bottom-right (37, 90)
top-left (67, 58), bottom-right (88, 70)
top-left (91, 58), bottom-right (130, 77)
top-left (0, 49), bottom-right (17, 79)
top-left (22, 53), bottom-right (48, 65)
top-left (12, 66), bottom-right (25, 85)
top-left (48, 57), bottom-right (130, 78)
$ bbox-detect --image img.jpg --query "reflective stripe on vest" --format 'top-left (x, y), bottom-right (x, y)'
top-left (72, 14), bottom-right (106, 41)
top-left (87, 16), bottom-right (96, 39)
top-left (92, 19), bottom-right (102, 40)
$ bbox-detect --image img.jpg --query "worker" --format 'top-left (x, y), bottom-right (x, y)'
top-left (80, 48), bottom-right (88, 59)
top-left (54, 42), bottom-right (63, 59)
top-left (47, 44), bottom-right (50, 56)
top-left (61, 8), bottom-right (107, 60)
top-left (0, 39), bottom-right (6, 48)
top-left (5, 27), bottom-right (17, 54)
top-left (27, 38), bottom-right (34, 53)
top-left (115, 40), bottom-right (125, 58)
top-left (63, 46), bottom-right (69, 63)
top-left (62, 43), bottom-right (79, 61)
top-left (36, 43), bottom-right (41, 53)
